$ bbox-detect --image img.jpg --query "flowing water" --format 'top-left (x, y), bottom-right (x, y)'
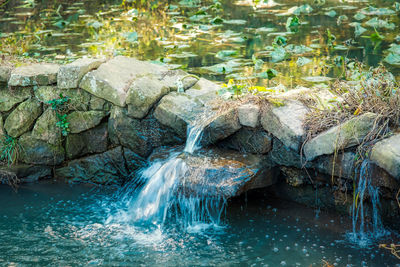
top-left (0, 182), bottom-right (399, 266)
top-left (347, 160), bottom-right (390, 248)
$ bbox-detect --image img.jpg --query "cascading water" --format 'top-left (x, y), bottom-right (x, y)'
top-left (108, 118), bottom-right (226, 230)
top-left (347, 159), bottom-right (389, 247)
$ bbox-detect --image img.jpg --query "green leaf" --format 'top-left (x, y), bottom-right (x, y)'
top-left (274, 36), bottom-right (287, 47)
top-left (271, 46), bottom-right (287, 63)
top-left (123, 31), bottom-right (138, 43)
top-left (296, 57), bottom-right (312, 67)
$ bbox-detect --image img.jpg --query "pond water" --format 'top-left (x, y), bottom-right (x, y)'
top-left (0, 181), bottom-right (399, 266)
top-left (1, 0), bottom-right (400, 87)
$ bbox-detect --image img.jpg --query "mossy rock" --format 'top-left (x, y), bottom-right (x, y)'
top-left (0, 87), bottom-right (31, 112)
top-left (19, 133), bottom-right (65, 165)
top-left (31, 108), bottom-right (62, 145)
top-left (67, 110), bottom-right (106, 133)
top-left (4, 99), bottom-right (42, 138)
top-left (34, 86), bottom-right (90, 111)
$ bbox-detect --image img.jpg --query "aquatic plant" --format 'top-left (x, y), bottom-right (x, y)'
top-left (48, 94), bottom-right (70, 136)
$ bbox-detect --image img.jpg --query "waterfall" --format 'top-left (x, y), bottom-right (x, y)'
top-left (347, 160), bottom-right (389, 247)
top-left (108, 119), bottom-right (226, 230)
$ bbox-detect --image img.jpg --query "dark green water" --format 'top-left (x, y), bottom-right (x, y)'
top-left (1, 0), bottom-right (400, 87)
top-left (0, 181), bottom-right (399, 266)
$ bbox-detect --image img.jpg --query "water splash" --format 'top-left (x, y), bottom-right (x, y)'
top-left (347, 160), bottom-right (389, 247)
top-left (108, 117), bottom-right (226, 230)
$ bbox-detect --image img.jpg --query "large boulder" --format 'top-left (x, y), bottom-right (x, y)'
top-left (55, 146), bottom-right (145, 185)
top-left (268, 138), bottom-right (308, 169)
top-left (31, 108), bottom-right (62, 145)
top-left (370, 134), bottom-right (400, 179)
top-left (19, 133), bottom-right (65, 165)
top-left (58, 58), bottom-right (104, 89)
top-left (79, 56), bottom-right (167, 106)
top-left (0, 165), bottom-right (51, 183)
top-left (67, 110), bottom-right (106, 134)
top-left (261, 100), bottom-right (309, 152)
top-left (0, 66), bottom-right (12, 82)
top-left (0, 87), bottom-right (31, 112)
top-left (109, 107), bottom-right (183, 157)
top-left (219, 128), bottom-right (272, 154)
top-left (157, 69), bottom-right (199, 91)
top-left (8, 63), bottom-right (59, 86)
top-left (154, 92), bottom-right (203, 137)
top-left (4, 99), bottom-right (42, 138)
top-left (126, 76), bottom-right (170, 119)
top-left (303, 113), bottom-right (379, 161)
top-left (34, 86), bottom-right (91, 111)
top-left (65, 123), bottom-right (108, 159)
top-left (149, 147), bottom-right (277, 198)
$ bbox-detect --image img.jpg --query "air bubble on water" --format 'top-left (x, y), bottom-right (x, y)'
top-left (272, 208), bottom-right (277, 212)
top-left (283, 234), bottom-right (287, 238)
top-left (305, 253), bottom-right (309, 257)
top-left (273, 247), bottom-right (279, 253)
top-left (285, 246), bottom-right (290, 251)
top-left (294, 243), bottom-right (298, 247)
top-left (265, 234), bottom-right (269, 239)
top-left (274, 231), bottom-right (278, 234)
top-left (302, 248), bottom-right (307, 254)
top-left (296, 229), bottom-right (300, 232)
top-left (280, 261), bottom-right (286, 266)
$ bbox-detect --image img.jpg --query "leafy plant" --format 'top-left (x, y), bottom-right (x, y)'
top-left (48, 94), bottom-right (70, 137)
top-left (286, 16), bottom-right (299, 32)
top-left (0, 134), bottom-right (21, 166)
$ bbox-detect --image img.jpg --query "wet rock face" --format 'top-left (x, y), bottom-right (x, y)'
top-left (19, 133), bottom-right (65, 165)
top-left (108, 107), bottom-right (183, 157)
top-left (0, 87), bottom-right (31, 112)
top-left (218, 127), bottom-right (272, 154)
top-left (0, 165), bottom-right (51, 183)
top-left (55, 146), bottom-right (145, 185)
top-left (151, 147), bottom-right (277, 198)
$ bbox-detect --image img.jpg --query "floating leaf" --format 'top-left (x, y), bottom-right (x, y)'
top-left (211, 16), bottom-right (224, 24)
top-left (365, 17), bottom-right (395, 30)
top-left (361, 6), bottom-right (395, 16)
top-left (271, 46), bottom-right (287, 63)
top-left (286, 16), bottom-right (299, 32)
top-left (354, 23), bottom-right (367, 37)
top-left (384, 53), bottom-right (400, 65)
top-left (252, 54), bottom-right (264, 70)
top-left (285, 44), bottom-right (313, 54)
top-left (302, 76), bottom-right (333, 83)
top-left (122, 31), bottom-right (138, 43)
top-left (293, 4), bottom-right (313, 15)
top-left (296, 57), bottom-right (312, 66)
top-left (336, 15), bottom-right (348, 25)
top-left (325, 10), bottom-right (337, 17)
top-left (215, 50), bottom-right (238, 60)
top-left (354, 12), bottom-right (366, 21)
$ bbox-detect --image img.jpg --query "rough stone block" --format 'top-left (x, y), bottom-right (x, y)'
top-left (8, 63), bottom-right (59, 86)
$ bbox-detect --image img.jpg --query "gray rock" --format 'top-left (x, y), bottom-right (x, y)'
top-left (269, 138), bottom-right (306, 169)
top-left (158, 69), bottom-right (199, 91)
top-left (8, 63), bottom-right (59, 86)
top-left (219, 128), bottom-right (272, 154)
top-left (123, 147), bottom-right (147, 173)
top-left (55, 146), bottom-right (145, 185)
top-left (31, 108), bottom-right (62, 145)
top-left (65, 123), bottom-right (108, 159)
top-left (280, 166), bottom-right (309, 187)
top-left (185, 78), bottom-right (219, 104)
top-left (4, 99), bottom-right (42, 138)
top-left (261, 100), bottom-right (308, 152)
top-left (34, 86), bottom-right (90, 111)
top-left (19, 133), bottom-right (65, 165)
top-left (304, 113), bottom-right (379, 161)
top-left (0, 66), bottom-right (12, 82)
top-left (150, 147), bottom-right (277, 198)
top-left (154, 92), bottom-right (203, 137)
top-left (126, 76), bottom-right (170, 119)
top-left (0, 165), bottom-right (51, 183)
top-left (0, 87), bottom-right (31, 112)
top-left (67, 110), bottom-right (106, 134)
top-left (89, 96), bottom-right (107, 110)
top-left (202, 107), bottom-right (241, 145)
top-left (79, 56), bottom-right (167, 106)
top-left (238, 103), bottom-right (260, 128)
top-left (109, 107), bottom-right (183, 157)
top-left (315, 152), bottom-right (356, 180)
top-left (370, 134), bottom-right (400, 179)
top-left (0, 115), bottom-right (4, 140)
top-left (58, 58), bottom-right (104, 89)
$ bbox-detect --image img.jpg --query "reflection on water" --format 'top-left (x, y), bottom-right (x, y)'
top-left (0, 182), bottom-right (398, 266)
top-left (1, 0), bottom-right (399, 88)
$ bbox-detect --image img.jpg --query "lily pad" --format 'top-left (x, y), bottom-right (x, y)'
top-left (215, 50), bottom-right (239, 60)
top-left (325, 10), bottom-right (337, 17)
top-left (361, 7), bottom-right (395, 16)
top-left (302, 76), bottom-right (333, 83)
top-left (296, 57), bottom-right (312, 67)
top-left (122, 31), bottom-right (138, 43)
top-left (271, 46), bottom-right (287, 63)
top-left (384, 53), bottom-right (400, 65)
top-left (365, 17), bottom-right (395, 30)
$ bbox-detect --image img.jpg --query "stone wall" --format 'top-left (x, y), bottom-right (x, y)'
top-left (0, 56), bottom-right (399, 224)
